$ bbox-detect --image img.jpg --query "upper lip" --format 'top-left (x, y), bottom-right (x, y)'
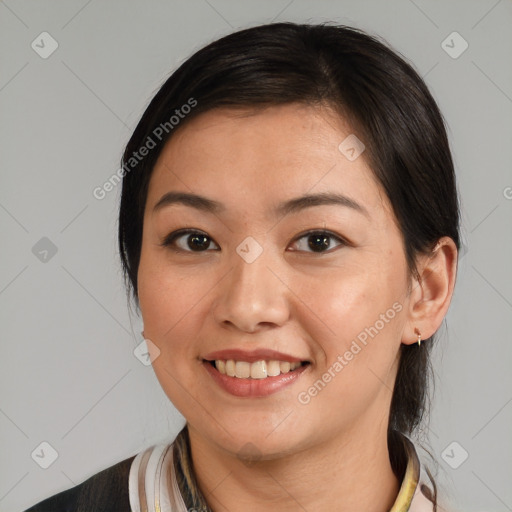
top-left (203, 348), bottom-right (309, 363)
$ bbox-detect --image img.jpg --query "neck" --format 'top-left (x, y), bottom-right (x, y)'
top-left (187, 421), bottom-right (401, 512)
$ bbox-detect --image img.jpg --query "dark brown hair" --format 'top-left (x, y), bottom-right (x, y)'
top-left (118, 21), bottom-right (460, 496)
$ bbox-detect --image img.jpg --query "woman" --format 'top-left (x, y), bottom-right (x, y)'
top-left (25, 21), bottom-right (459, 512)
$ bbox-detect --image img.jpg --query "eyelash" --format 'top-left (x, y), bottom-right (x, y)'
top-left (160, 228), bottom-right (348, 254)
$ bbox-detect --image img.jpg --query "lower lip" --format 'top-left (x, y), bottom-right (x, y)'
top-left (203, 361), bottom-right (309, 398)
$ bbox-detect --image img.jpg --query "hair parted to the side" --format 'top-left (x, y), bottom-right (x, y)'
top-left (118, 21), bottom-right (460, 495)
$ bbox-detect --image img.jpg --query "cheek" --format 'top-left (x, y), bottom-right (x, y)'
top-left (295, 257), bottom-right (406, 411)
top-left (138, 248), bottom-right (207, 339)
top-left (300, 258), bottom-right (404, 342)
top-left (138, 260), bottom-right (207, 410)
top-left (294, 272), bottom-right (404, 427)
top-left (137, 253), bottom-right (218, 382)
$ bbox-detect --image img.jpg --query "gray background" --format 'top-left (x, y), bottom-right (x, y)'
top-left (1, 1), bottom-right (511, 511)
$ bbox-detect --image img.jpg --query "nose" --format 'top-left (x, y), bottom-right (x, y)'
top-left (212, 247), bottom-right (290, 333)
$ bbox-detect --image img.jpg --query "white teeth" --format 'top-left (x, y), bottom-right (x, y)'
top-left (235, 361), bottom-right (251, 378)
top-left (225, 359), bottom-right (236, 377)
top-left (215, 360), bottom-right (226, 374)
top-left (266, 360), bottom-right (281, 376)
top-left (250, 360), bottom-right (267, 379)
top-left (280, 361), bottom-right (291, 373)
top-left (212, 359), bottom-right (305, 379)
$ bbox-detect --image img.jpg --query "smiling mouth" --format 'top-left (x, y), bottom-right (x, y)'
top-left (204, 359), bottom-right (310, 379)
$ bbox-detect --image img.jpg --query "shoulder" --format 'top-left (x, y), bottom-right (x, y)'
top-left (23, 454), bottom-right (136, 512)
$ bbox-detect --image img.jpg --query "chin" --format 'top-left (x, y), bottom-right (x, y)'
top-left (189, 414), bottom-right (312, 461)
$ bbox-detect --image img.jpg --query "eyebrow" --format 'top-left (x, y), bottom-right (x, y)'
top-left (152, 191), bottom-right (369, 218)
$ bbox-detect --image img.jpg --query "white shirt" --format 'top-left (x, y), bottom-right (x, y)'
top-left (129, 436), bottom-right (436, 512)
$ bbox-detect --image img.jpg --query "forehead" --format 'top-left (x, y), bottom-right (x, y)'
top-left (146, 104), bottom-right (387, 217)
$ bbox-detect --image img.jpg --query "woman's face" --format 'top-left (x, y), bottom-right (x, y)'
top-left (138, 103), bottom-right (413, 458)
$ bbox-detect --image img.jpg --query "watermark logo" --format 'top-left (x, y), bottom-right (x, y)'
top-left (31, 32), bottom-right (59, 59)
top-left (297, 301), bottom-right (402, 405)
top-left (441, 441), bottom-right (469, 469)
top-left (236, 236), bottom-right (263, 264)
top-left (338, 134), bottom-right (365, 161)
top-left (441, 32), bottom-right (468, 59)
top-left (93, 97), bottom-right (197, 200)
top-left (133, 338), bottom-right (161, 366)
top-left (32, 237), bottom-right (58, 263)
top-left (31, 441), bottom-right (59, 469)
top-left (237, 442), bottom-right (263, 467)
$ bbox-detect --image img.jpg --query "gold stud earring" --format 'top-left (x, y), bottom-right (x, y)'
top-left (414, 327), bottom-right (421, 347)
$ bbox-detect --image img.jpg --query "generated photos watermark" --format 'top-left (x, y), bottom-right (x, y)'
top-left (297, 301), bottom-right (403, 405)
top-left (93, 97), bottom-right (197, 200)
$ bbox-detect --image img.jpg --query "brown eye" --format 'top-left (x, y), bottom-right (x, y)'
top-left (290, 230), bottom-right (346, 253)
top-left (161, 229), bottom-right (219, 252)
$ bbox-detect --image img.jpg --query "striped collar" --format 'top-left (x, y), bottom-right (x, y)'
top-left (129, 429), bottom-right (435, 512)
top-left (391, 434), bottom-right (436, 512)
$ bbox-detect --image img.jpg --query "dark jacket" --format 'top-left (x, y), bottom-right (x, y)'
top-left (23, 455), bottom-right (136, 512)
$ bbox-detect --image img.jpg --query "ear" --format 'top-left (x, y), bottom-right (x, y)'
top-left (402, 236), bottom-right (458, 345)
